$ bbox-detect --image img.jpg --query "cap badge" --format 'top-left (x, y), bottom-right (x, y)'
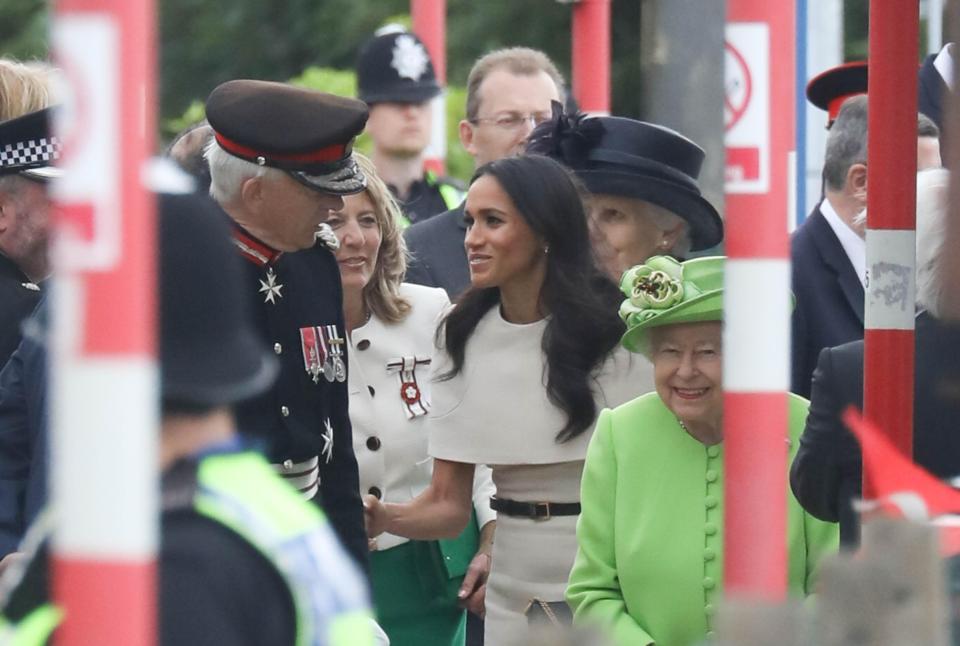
top-left (387, 355), bottom-right (431, 419)
top-left (391, 34), bottom-right (429, 81)
top-left (259, 267), bottom-right (284, 304)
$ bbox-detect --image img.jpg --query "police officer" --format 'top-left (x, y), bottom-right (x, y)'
top-left (0, 191), bottom-right (376, 646)
top-left (203, 80), bottom-right (370, 572)
top-left (0, 108), bottom-right (58, 366)
top-left (357, 27), bottom-right (464, 226)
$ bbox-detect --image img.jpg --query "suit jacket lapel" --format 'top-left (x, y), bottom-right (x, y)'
top-left (809, 206), bottom-right (865, 325)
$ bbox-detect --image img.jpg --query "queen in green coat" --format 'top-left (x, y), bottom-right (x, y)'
top-left (566, 256), bottom-right (839, 646)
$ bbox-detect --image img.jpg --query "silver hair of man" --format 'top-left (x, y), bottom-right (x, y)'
top-left (203, 138), bottom-right (283, 204)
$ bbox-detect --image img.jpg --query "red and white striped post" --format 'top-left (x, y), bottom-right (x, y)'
top-left (570, 0), bottom-right (610, 115)
top-left (411, 0), bottom-right (447, 175)
top-left (50, 0), bottom-right (157, 643)
top-left (723, 0), bottom-right (794, 599)
top-left (862, 0), bottom-right (918, 496)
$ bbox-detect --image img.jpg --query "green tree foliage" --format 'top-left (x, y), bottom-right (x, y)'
top-left (0, 0), bottom-right (48, 61)
top-left (3, 0), bottom-right (641, 182)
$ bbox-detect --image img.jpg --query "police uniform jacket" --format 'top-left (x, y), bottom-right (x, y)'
top-left (348, 283), bottom-right (496, 552)
top-left (229, 225), bottom-right (367, 571)
top-left (0, 252), bottom-right (41, 368)
top-left (0, 299), bottom-right (48, 558)
top-left (394, 172), bottom-right (465, 227)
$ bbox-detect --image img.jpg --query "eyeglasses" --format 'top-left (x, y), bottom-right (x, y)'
top-left (471, 111), bottom-right (552, 131)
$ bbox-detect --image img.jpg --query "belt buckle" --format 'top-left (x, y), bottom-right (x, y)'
top-left (534, 501), bottom-right (551, 521)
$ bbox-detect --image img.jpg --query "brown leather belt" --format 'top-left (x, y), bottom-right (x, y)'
top-left (490, 496), bottom-right (581, 520)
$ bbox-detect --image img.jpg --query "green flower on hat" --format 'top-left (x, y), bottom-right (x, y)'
top-left (619, 256), bottom-right (700, 327)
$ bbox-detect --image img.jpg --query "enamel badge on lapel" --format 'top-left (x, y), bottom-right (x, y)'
top-left (386, 356), bottom-right (431, 419)
top-left (259, 267), bottom-right (284, 304)
top-left (299, 326), bottom-right (328, 383)
top-left (321, 325), bottom-right (347, 382)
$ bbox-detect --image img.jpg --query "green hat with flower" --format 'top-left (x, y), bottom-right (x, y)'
top-left (619, 255), bottom-right (725, 355)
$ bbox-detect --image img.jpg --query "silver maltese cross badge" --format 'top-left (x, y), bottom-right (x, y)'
top-left (259, 267), bottom-right (284, 304)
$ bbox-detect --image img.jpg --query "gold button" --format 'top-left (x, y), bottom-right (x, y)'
top-left (274, 343), bottom-right (282, 354)
top-left (281, 405), bottom-right (290, 417)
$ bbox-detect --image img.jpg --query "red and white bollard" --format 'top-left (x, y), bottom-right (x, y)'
top-left (723, 0), bottom-right (795, 599)
top-left (862, 0), bottom-right (918, 494)
top-left (570, 0), bottom-right (610, 115)
top-left (51, 0), bottom-right (157, 643)
top-left (411, 0), bottom-right (447, 175)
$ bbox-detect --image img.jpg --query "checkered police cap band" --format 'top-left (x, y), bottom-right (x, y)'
top-left (0, 136), bottom-right (61, 172)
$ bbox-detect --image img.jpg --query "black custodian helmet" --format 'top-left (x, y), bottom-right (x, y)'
top-left (356, 27), bottom-right (441, 104)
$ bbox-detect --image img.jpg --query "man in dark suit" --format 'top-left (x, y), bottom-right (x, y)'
top-left (791, 96), bottom-right (942, 397)
top-left (791, 168), bottom-right (960, 546)
top-left (404, 47), bottom-right (565, 299)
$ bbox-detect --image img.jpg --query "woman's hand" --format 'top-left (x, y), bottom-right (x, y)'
top-left (363, 494), bottom-right (387, 538)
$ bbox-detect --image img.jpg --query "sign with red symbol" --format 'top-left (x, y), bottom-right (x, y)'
top-left (724, 23), bottom-right (769, 194)
top-left (51, 14), bottom-right (121, 270)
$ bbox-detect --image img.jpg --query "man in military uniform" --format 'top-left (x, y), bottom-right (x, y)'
top-left (204, 80), bottom-right (370, 571)
top-left (357, 27), bottom-right (464, 226)
top-left (0, 108), bottom-right (58, 367)
top-left (0, 191), bottom-right (378, 646)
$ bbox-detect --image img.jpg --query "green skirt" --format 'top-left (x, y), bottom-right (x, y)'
top-left (370, 539), bottom-right (467, 646)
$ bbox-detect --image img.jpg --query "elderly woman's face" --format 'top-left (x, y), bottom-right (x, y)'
top-left (650, 321), bottom-right (723, 430)
top-left (588, 194), bottom-right (682, 280)
top-left (327, 191), bottom-right (382, 293)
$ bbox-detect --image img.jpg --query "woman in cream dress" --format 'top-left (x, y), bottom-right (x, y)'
top-left (365, 155), bottom-right (652, 645)
top-left (330, 154), bottom-right (495, 646)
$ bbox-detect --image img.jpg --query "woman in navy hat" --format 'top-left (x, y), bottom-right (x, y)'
top-left (526, 104), bottom-right (723, 280)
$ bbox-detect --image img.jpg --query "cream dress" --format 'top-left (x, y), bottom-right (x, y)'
top-left (428, 307), bottom-right (652, 646)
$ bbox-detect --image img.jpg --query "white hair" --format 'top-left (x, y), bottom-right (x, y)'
top-left (203, 138), bottom-right (280, 204)
top-left (915, 167), bottom-right (949, 317)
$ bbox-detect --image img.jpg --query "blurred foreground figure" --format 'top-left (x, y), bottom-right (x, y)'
top-left (0, 192), bottom-right (376, 646)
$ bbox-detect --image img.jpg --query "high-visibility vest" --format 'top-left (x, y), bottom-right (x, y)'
top-left (0, 452), bottom-right (373, 646)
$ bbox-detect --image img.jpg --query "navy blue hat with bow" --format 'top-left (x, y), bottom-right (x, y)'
top-left (527, 103), bottom-right (723, 252)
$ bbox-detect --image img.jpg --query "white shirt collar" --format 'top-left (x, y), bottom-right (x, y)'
top-left (820, 197), bottom-right (866, 288)
top-left (934, 43), bottom-right (954, 90)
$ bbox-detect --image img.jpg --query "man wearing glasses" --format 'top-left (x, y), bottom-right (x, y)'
top-left (404, 47), bottom-right (565, 299)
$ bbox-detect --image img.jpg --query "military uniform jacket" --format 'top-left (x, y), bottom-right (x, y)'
top-left (0, 252), bottom-right (41, 368)
top-left (229, 224), bottom-right (367, 571)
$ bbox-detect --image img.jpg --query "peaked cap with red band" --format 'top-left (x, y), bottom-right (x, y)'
top-left (806, 61), bottom-right (868, 129)
top-left (206, 79), bottom-right (369, 195)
